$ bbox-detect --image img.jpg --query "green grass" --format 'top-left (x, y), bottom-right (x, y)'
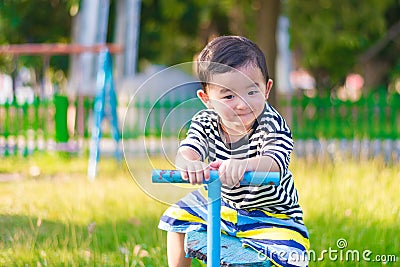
top-left (0, 153), bottom-right (399, 266)
top-left (293, 157), bottom-right (399, 266)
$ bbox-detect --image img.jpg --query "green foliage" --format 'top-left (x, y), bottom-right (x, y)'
top-left (0, 0), bottom-right (75, 73)
top-left (138, 0), bottom-right (256, 67)
top-left (0, 0), bottom-right (75, 44)
top-left (1, 0), bottom-right (398, 89)
top-left (285, 0), bottom-right (396, 88)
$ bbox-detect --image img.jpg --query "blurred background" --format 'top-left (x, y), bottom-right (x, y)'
top-left (0, 0), bottom-right (399, 161)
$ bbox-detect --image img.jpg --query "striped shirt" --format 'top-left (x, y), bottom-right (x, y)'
top-left (180, 103), bottom-right (304, 223)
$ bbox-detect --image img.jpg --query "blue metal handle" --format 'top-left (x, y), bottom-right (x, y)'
top-left (152, 169), bottom-right (280, 267)
top-left (152, 169), bottom-right (280, 186)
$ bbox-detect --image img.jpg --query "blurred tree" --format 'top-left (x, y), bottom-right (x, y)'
top-left (285, 0), bottom-right (397, 90)
top-left (137, 0), bottom-right (279, 104)
top-left (2, 0), bottom-right (398, 93)
top-left (254, 0), bottom-right (281, 106)
top-left (0, 0), bottom-right (78, 74)
top-left (0, 0), bottom-right (74, 44)
top-left (138, 0), bottom-right (231, 66)
top-left (357, 1), bottom-right (400, 89)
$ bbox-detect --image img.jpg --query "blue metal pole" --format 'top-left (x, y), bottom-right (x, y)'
top-left (207, 173), bottom-right (221, 267)
top-left (88, 50), bottom-right (121, 180)
top-left (103, 52), bottom-right (122, 161)
top-left (87, 51), bottom-right (106, 180)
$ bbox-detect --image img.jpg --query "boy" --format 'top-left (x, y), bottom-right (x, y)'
top-left (158, 36), bottom-right (309, 267)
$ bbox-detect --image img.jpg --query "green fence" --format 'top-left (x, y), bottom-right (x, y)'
top-left (122, 96), bottom-right (204, 140)
top-left (0, 97), bottom-right (53, 156)
top-left (0, 95), bottom-right (94, 156)
top-left (1, 90), bottom-right (399, 157)
top-left (282, 90), bottom-right (400, 140)
top-left (124, 90), bottom-right (400, 141)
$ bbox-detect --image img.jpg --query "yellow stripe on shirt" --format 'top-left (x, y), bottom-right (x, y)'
top-left (164, 206), bottom-right (207, 224)
top-left (221, 206), bottom-right (238, 224)
top-left (237, 227), bottom-right (310, 251)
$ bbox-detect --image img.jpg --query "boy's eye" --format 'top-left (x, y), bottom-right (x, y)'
top-left (248, 90), bottom-right (259, 96)
top-left (223, 95), bottom-right (235, 99)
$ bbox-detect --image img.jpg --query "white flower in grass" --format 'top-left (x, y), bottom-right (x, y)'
top-left (133, 244), bottom-right (149, 258)
top-left (29, 165), bottom-right (41, 177)
top-left (39, 250), bottom-right (46, 258)
top-left (127, 217), bottom-right (141, 226)
top-left (36, 217), bottom-right (42, 227)
top-left (344, 208), bottom-right (352, 217)
top-left (84, 250), bottom-right (91, 262)
top-left (120, 247), bottom-right (129, 255)
top-left (87, 222), bottom-right (96, 234)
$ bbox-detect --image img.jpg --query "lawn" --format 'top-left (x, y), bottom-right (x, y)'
top-left (0, 153), bottom-right (399, 266)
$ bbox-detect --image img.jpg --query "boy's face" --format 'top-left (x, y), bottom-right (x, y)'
top-left (198, 66), bottom-right (272, 132)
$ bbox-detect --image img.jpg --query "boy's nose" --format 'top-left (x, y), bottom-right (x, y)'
top-left (235, 97), bottom-right (249, 109)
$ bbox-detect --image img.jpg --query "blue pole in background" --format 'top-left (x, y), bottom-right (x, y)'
top-left (87, 51), bottom-right (106, 180)
top-left (88, 50), bottom-right (121, 180)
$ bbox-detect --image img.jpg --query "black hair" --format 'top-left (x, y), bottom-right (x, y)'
top-left (197, 36), bottom-right (269, 91)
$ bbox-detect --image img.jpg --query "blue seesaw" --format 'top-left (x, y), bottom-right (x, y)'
top-left (152, 170), bottom-right (280, 267)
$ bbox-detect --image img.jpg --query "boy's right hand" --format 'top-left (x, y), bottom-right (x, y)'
top-left (179, 161), bottom-right (210, 185)
top-left (175, 147), bottom-right (210, 185)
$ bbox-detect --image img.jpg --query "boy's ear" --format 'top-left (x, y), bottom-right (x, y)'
top-left (197, 89), bottom-right (211, 108)
top-left (265, 79), bottom-right (273, 99)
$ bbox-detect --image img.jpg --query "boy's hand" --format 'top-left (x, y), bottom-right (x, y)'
top-left (176, 147), bottom-right (209, 185)
top-left (178, 161), bottom-right (210, 185)
top-left (210, 159), bottom-right (247, 188)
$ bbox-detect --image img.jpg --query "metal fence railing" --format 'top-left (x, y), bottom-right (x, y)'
top-left (0, 97), bottom-right (54, 156)
top-left (283, 90), bottom-right (400, 140)
top-left (0, 95), bottom-right (94, 156)
top-left (280, 90), bottom-right (400, 161)
top-left (1, 90), bottom-right (399, 161)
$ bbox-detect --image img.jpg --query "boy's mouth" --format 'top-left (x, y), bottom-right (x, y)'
top-left (236, 112), bottom-right (255, 118)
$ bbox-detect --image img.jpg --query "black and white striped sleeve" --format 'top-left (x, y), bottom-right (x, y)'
top-left (179, 111), bottom-right (209, 161)
top-left (261, 115), bottom-right (294, 178)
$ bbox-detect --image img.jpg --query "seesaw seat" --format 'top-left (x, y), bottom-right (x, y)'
top-left (185, 231), bottom-right (271, 267)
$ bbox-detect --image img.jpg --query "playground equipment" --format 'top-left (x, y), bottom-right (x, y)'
top-left (152, 170), bottom-right (280, 267)
top-left (0, 43), bottom-right (122, 160)
top-left (0, 44), bottom-right (123, 174)
top-left (87, 50), bottom-right (121, 179)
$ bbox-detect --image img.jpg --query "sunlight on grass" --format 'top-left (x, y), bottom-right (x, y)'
top-left (0, 154), bottom-right (170, 266)
top-left (0, 154), bottom-right (399, 266)
top-left (291, 156), bottom-right (399, 266)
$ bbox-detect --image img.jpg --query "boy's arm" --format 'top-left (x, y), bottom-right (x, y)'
top-left (175, 147), bottom-right (210, 184)
top-left (245, 156), bottom-right (280, 172)
top-left (211, 156), bottom-right (279, 187)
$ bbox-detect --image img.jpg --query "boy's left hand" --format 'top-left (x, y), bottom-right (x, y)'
top-left (210, 159), bottom-right (247, 188)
